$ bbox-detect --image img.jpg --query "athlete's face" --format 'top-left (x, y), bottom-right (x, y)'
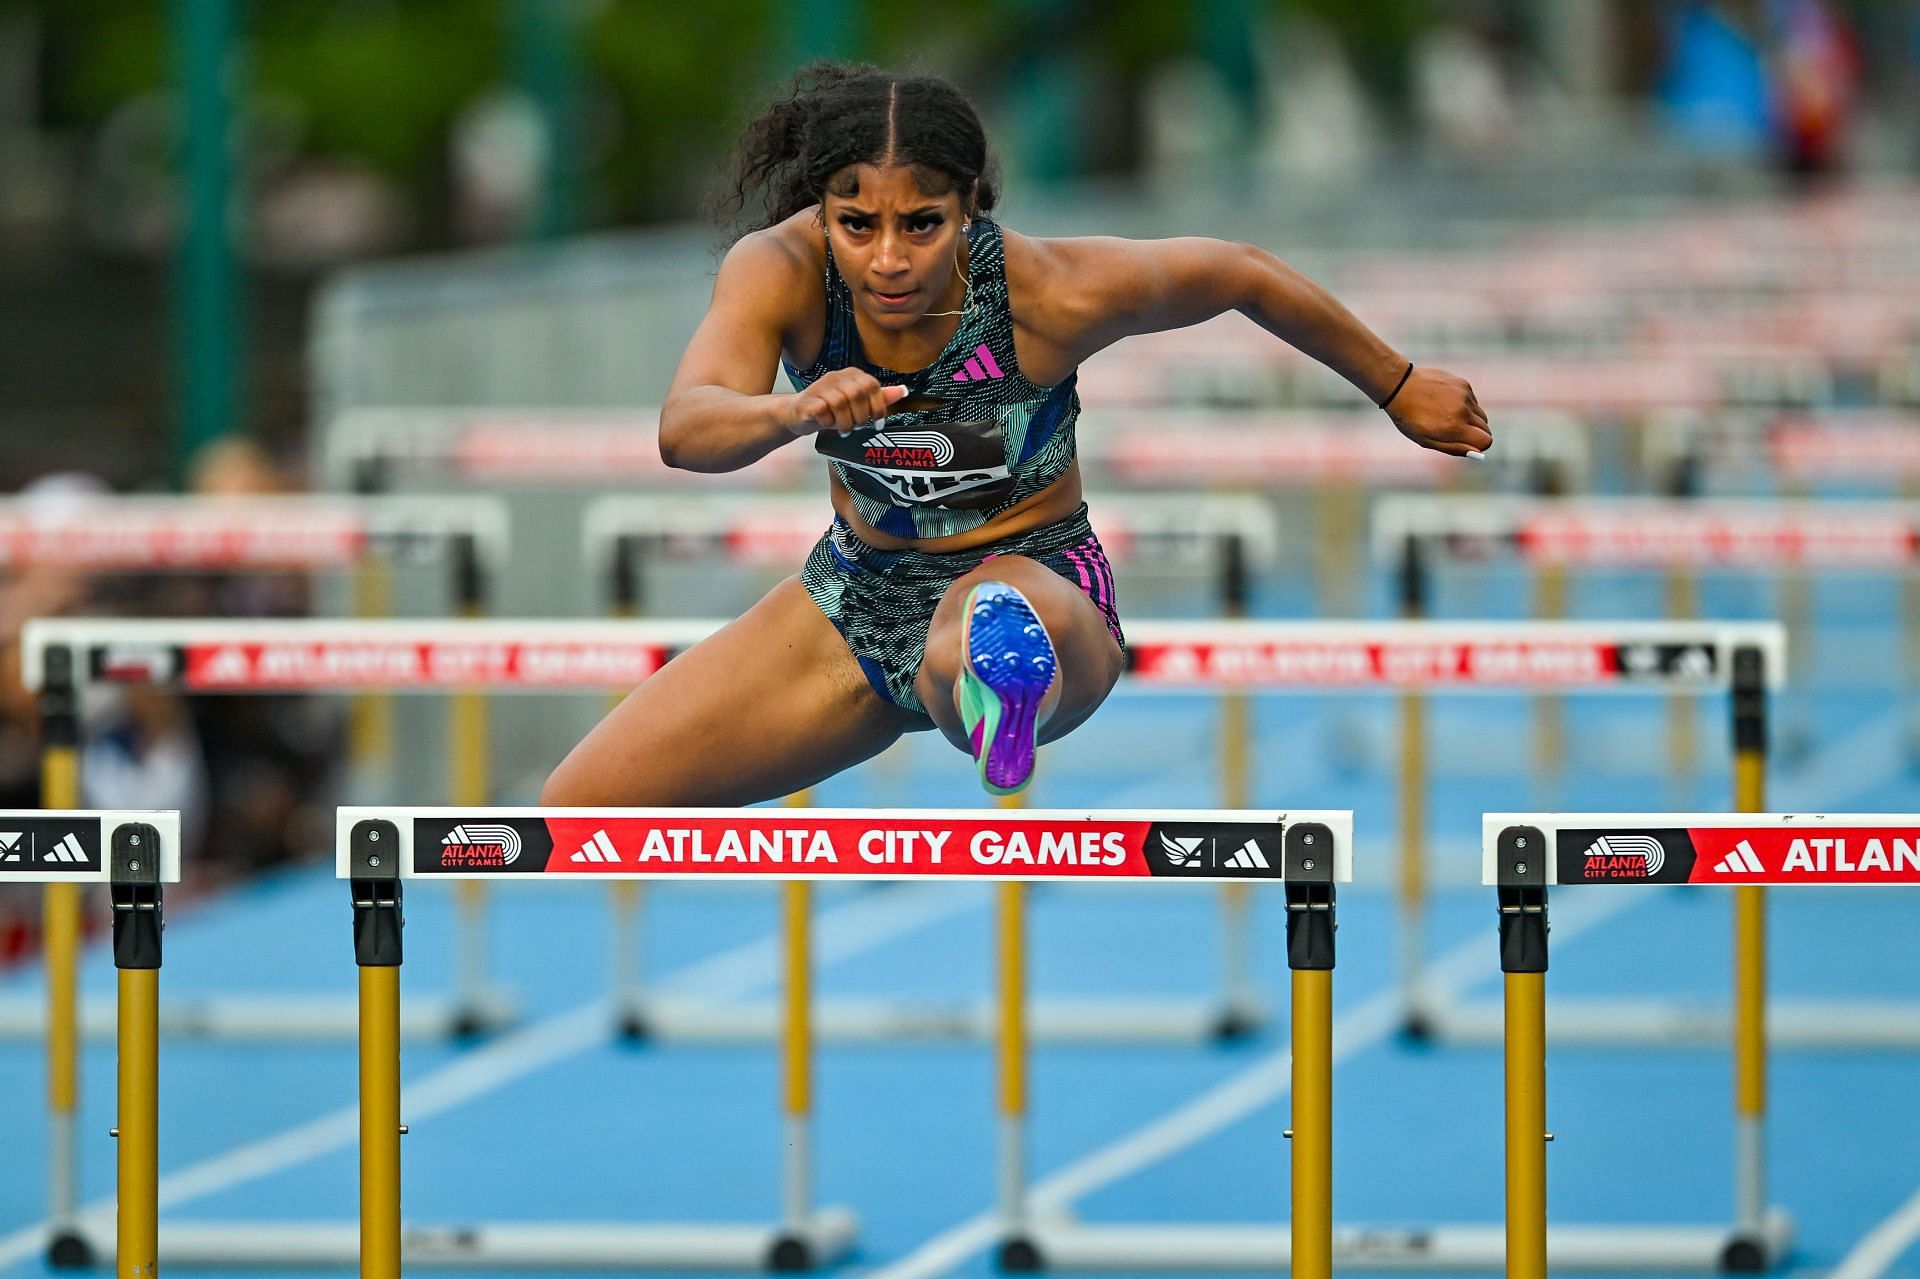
top-left (822, 164), bottom-right (969, 331)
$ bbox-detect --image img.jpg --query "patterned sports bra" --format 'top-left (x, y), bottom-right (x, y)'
top-left (781, 218), bottom-right (1080, 540)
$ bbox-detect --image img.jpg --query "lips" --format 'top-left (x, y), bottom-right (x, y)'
top-left (871, 288), bottom-right (917, 309)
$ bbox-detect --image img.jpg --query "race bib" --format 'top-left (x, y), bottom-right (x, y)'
top-left (816, 412), bottom-right (1015, 511)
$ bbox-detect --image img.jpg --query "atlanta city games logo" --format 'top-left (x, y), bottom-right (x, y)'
top-left (1579, 833), bottom-right (1666, 879)
top-left (439, 823), bottom-right (523, 869)
top-left (861, 430), bottom-right (956, 469)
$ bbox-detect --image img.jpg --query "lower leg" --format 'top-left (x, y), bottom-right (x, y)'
top-left (914, 556), bottom-right (1123, 767)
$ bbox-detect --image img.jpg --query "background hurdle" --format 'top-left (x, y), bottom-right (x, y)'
top-left (1376, 495), bottom-right (1920, 1050)
top-left (0, 494), bottom-right (511, 1046)
top-left (334, 806), bottom-right (1339, 1274)
top-left (582, 491), bottom-right (1285, 1046)
top-left (0, 810), bottom-right (181, 1270)
top-left (1480, 811), bottom-right (1920, 1271)
top-left (998, 619), bottom-right (1787, 1271)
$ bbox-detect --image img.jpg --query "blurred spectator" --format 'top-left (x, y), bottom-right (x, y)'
top-left (0, 473), bottom-right (109, 965)
top-left (179, 437), bottom-right (342, 881)
top-left (1766, 0), bottom-right (1860, 180)
top-left (1659, 1), bottom-right (1771, 158)
top-left (1410, 12), bottom-right (1522, 163)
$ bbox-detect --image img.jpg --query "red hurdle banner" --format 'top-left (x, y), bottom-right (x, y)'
top-left (1646, 410), bottom-right (1920, 486)
top-left (325, 408), bottom-right (810, 489)
top-left (1071, 408), bottom-right (1587, 485)
top-left (335, 807), bottom-right (1353, 885)
top-left (0, 495), bottom-right (507, 570)
top-left (1374, 494), bottom-right (1920, 569)
top-left (21, 618), bottom-right (1786, 696)
top-left (18, 619), bottom-right (719, 693)
top-left (1483, 813), bottom-right (1920, 887)
top-left (580, 491), bottom-right (1284, 575)
top-left (1121, 620), bottom-right (1785, 692)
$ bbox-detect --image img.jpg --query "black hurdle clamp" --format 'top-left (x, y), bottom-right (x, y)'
top-left (1396, 532), bottom-right (1430, 619)
top-left (351, 820), bottom-right (404, 967)
top-left (111, 823), bottom-right (164, 971)
top-left (452, 532), bottom-right (488, 612)
top-left (1219, 531), bottom-right (1250, 618)
top-left (39, 644), bottom-right (78, 751)
top-left (609, 533), bottom-right (643, 615)
top-left (1497, 824), bottom-right (1548, 974)
top-left (1285, 821), bottom-right (1336, 972)
top-left (1732, 644), bottom-right (1768, 758)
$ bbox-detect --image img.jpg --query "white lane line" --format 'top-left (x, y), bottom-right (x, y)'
top-left (859, 888), bottom-right (1643, 1279)
top-left (1831, 1187), bottom-right (1920, 1279)
top-left (0, 881), bottom-right (980, 1271)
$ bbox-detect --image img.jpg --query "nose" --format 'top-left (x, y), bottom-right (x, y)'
top-left (872, 229), bottom-right (909, 277)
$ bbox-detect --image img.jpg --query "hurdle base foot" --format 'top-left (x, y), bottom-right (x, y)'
top-left (1397, 1009), bottom-right (1437, 1043)
top-left (614, 1006), bottom-right (653, 1043)
top-left (46, 1230), bottom-right (95, 1269)
top-left (447, 993), bottom-right (518, 1041)
top-left (998, 1235), bottom-right (1045, 1271)
top-left (1209, 1003), bottom-right (1265, 1042)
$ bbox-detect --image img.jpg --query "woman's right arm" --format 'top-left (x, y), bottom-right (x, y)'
top-left (659, 233), bottom-right (903, 473)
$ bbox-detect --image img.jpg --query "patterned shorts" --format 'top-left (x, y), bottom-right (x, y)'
top-left (800, 503), bottom-right (1124, 718)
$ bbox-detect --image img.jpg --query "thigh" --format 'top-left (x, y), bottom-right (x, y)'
top-left (915, 554), bottom-right (1125, 747)
top-left (542, 577), bottom-right (922, 807)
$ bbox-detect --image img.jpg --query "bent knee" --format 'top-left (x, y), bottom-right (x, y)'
top-left (538, 755), bottom-right (603, 808)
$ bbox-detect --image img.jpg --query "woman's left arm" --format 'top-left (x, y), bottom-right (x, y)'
top-left (1039, 235), bottom-right (1491, 458)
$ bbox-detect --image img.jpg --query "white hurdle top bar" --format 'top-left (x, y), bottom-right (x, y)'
top-left (337, 807), bottom-right (1352, 884)
top-left (1373, 494), bottom-right (1920, 568)
top-left (19, 618), bottom-right (1785, 694)
top-left (1123, 619), bottom-right (1785, 692)
top-left (0, 812), bottom-right (181, 883)
top-left (580, 491), bottom-right (1284, 572)
top-left (0, 495), bottom-right (508, 570)
top-left (1483, 814), bottom-right (1920, 886)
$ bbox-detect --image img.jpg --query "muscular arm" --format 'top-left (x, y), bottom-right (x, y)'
top-left (1023, 235), bottom-right (1491, 456)
top-left (657, 233), bottom-right (811, 474)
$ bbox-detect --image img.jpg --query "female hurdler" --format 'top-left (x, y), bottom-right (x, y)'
top-left (542, 64), bottom-right (1490, 806)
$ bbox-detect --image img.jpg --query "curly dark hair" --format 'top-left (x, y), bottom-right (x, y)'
top-left (714, 62), bottom-right (1000, 237)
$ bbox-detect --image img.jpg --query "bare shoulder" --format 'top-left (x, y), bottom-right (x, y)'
top-left (1001, 229), bottom-right (1139, 344)
top-left (721, 212), bottom-right (820, 294)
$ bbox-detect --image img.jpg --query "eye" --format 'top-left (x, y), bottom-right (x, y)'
top-left (837, 215), bottom-right (871, 233)
top-left (908, 215), bottom-right (944, 234)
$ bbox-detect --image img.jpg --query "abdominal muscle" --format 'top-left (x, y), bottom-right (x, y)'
top-left (828, 459), bottom-right (1085, 553)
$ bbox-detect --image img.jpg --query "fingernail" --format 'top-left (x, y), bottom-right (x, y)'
top-left (1463, 450), bottom-right (1485, 461)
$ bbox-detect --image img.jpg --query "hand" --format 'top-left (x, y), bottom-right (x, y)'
top-left (1386, 367), bottom-right (1491, 458)
top-left (785, 370), bottom-right (909, 436)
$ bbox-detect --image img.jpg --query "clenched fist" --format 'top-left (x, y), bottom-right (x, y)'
top-left (785, 369), bottom-right (909, 436)
top-left (1387, 367), bottom-right (1492, 458)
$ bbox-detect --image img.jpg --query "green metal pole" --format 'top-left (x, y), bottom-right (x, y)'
top-left (511, 0), bottom-right (585, 240)
top-left (172, 0), bottom-right (239, 483)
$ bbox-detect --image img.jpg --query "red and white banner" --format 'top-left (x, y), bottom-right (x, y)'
top-left (0, 511), bottom-right (370, 569)
top-left (1093, 426), bottom-right (1449, 484)
top-left (179, 640), bottom-right (672, 690)
top-left (1486, 814), bottom-right (1920, 885)
top-left (1771, 423), bottom-right (1920, 479)
top-left (450, 422), bottom-right (809, 485)
top-left (357, 808), bottom-right (1350, 883)
top-left (1129, 639), bottom-right (1657, 688)
top-left (1514, 508), bottom-right (1918, 567)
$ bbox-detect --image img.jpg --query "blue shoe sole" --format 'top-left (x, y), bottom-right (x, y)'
top-left (960, 583), bottom-right (1056, 795)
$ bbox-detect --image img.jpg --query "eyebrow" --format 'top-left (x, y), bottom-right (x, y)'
top-left (834, 205), bottom-right (945, 219)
